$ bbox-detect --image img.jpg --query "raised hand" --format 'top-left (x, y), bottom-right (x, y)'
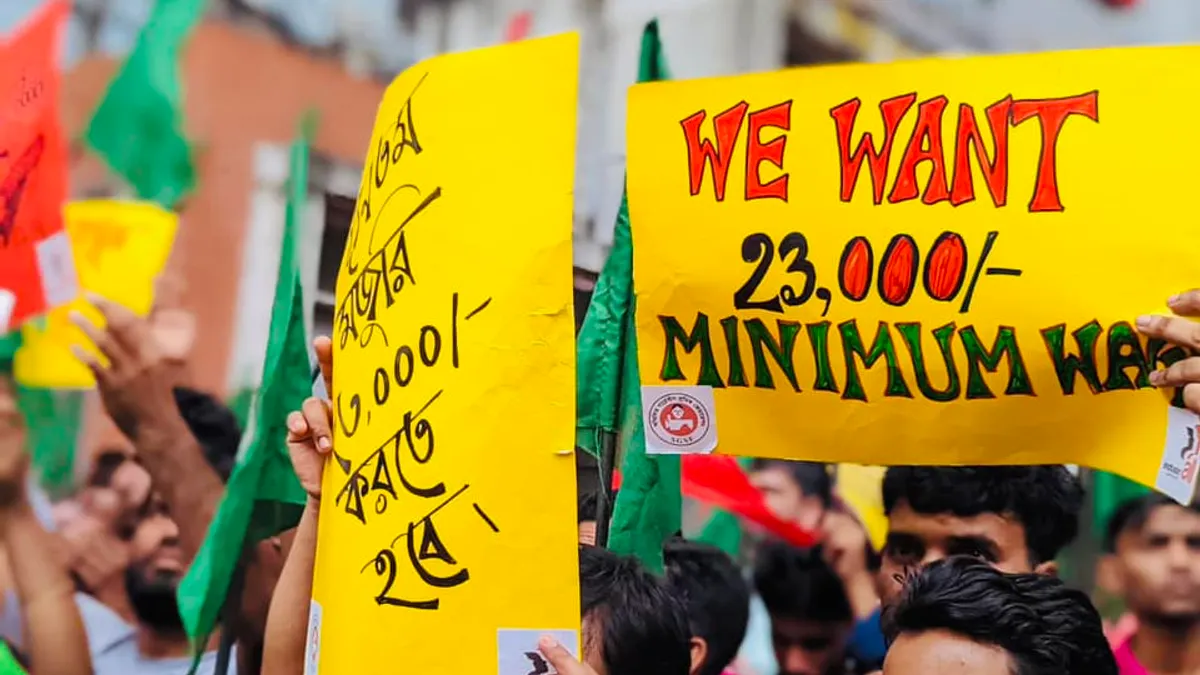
top-left (285, 337), bottom-right (335, 501)
top-left (0, 378), bottom-right (27, 509)
top-left (1138, 291), bottom-right (1200, 412)
top-left (70, 294), bottom-right (183, 441)
top-left (537, 636), bottom-right (598, 675)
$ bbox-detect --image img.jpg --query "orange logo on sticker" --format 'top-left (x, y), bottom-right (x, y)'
top-left (648, 392), bottom-right (712, 449)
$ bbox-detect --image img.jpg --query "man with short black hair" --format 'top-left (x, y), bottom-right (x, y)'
top-left (663, 538), bottom-right (750, 675)
top-left (878, 466), bottom-right (1084, 607)
top-left (748, 460), bottom-right (831, 531)
top-left (882, 556), bottom-right (1117, 675)
top-left (754, 541), bottom-right (865, 675)
top-left (1099, 493), bottom-right (1200, 675)
top-left (580, 544), bottom-right (692, 675)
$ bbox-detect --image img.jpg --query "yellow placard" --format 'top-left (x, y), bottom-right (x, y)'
top-left (627, 46), bottom-right (1200, 502)
top-left (14, 200), bottom-right (177, 388)
top-left (311, 34), bottom-right (581, 672)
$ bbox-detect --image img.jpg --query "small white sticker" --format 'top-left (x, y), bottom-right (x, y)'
top-left (35, 232), bottom-right (78, 308)
top-left (642, 385), bottom-right (718, 455)
top-left (1156, 405), bottom-right (1200, 504)
top-left (0, 289), bottom-right (14, 331)
top-left (497, 629), bottom-right (578, 675)
top-left (304, 599), bottom-right (322, 675)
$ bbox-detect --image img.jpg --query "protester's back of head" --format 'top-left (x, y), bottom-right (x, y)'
top-left (753, 540), bottom-right (854, 675)
top-left (663, 537), bottom-right (750, 675)
top-left (882, 556), bottom-right (1117, 675)
top-left (173, 386), bottom-right (241, 481)
top-left (579, 545), bottom-right (691, 675)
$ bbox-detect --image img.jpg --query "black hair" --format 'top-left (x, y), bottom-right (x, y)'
top-left (882, 466), bottom-right (1083, 564)
top-left (88, 449), bottom-right (130, 487)
top-left (753, 540), bottom-right (851, 624)
top-left (663, 538), bottom-right (750, 675)
top-left (750, 459), bottom-right (833, 507)
top-left (579, 545), bottom-right (691, 675)
top-left (578, 490), bottom-right (599, 525)
top-left (884, 556), bottom-right (1117, 675)
top-left (1104, 493), bottom-right (1200, 552)
top-left (173, 387), bottom-right (242, 482)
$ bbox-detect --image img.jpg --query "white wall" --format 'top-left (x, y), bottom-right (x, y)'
top-left (406, 0), bottom-right (790, 271)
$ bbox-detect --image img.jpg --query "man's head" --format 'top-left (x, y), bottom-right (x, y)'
top-left (882, 557), bottom-right (1117, 675)
top-left (663, 538), bottom-right (750, 675)
top-left (124, 492), bottom-right (186, 633)
top-left (88, 449), bottom-right (151, 520)
top-left (122, 388), bottom-right (241, 633)
top-left (579, 545), bottom-right (691, 675)
top-left (754, 541), bottom-right (853, 675)
top-left (1100, 493), bottom-right (1200, 629)
top-left (578, 491), bottom-right (600, 546)
top-left (879, 466), bottom-right (1083, 606)
top-left (749, 460), bottom-right (832, 531)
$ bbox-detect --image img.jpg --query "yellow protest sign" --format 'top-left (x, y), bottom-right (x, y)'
top-left (15, 200), bottom-right (177, 388)
top-left (627, 46), bottom-right (1200, 503)
top-left (310, 34), bottom-right (581, 673)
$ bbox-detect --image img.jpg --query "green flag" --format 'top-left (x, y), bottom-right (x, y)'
top-left (1092, 470), bottom-right (1150, 538)
top-left (583, 21), bottom-right (680, 573)
top-left (0, 332), bottom-right (82, 498)
top-left (84, 0), bottom-right (204, 207)
top-left (176, 113), bottom-right (316, 655)
top-left (0, 641), bottom-right (26, 675)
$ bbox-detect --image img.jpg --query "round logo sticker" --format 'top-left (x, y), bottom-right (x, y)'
top-left (648, 392), bottom-right (712, 449)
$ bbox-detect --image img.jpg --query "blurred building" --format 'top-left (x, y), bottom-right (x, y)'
top-left (45, 2), bottom-right (388, 452)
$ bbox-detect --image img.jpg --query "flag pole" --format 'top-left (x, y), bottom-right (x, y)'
top-left (594, 430), bottom-right (618, 547)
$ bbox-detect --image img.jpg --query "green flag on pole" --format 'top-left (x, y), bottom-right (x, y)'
top-left (84, 0), bottom-right (205, 207)
top-left (0, 333), bottom-right (82, 498)
top-left (578, 21), bottom-right (680, 573)
top-left (176, 113), bottom-right (316, 655)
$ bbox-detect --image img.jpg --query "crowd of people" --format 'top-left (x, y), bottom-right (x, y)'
top-left (0, 292), bottom-right (1199, 675)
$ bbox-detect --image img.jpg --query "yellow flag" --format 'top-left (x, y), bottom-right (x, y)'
top-left (627, 46), bottom-right (1200, 503)
top-left (310, 34), bottom-right (581, 673)
top-left (15, 200), bottom-right (177, 388)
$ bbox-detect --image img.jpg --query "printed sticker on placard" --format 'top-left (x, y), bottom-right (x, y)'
top-left (642, 385), bottom-right (718, 455)
top-left (1157, 406), bottom-right (1200, 504)
top-left (0, 290), bottom-right (14, 331)
top-left (304, 599), bottom-right (322, 675)
top-left (497, 629), bottom-right (577, 675)
top-left (34, 231), bottom-right (77, 307)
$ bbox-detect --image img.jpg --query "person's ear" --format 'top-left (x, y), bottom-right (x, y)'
top-left (1095, 554), bottom-right (1124, 595)
top-left (689, 636), bottom-right (708, 675)
top-left (1033, 559), bottom-right (1059, 577)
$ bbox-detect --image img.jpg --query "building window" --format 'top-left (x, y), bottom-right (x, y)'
top-left (312, 193), bottom-right (354, 339)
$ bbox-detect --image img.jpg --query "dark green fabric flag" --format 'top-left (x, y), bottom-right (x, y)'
top-left (84, 0), bottom-right (204, 207)
top-left (1092, 470), bottom-right (1150, 538)
top-left (0, 332), bottom-right (82, 498)
top-left (597, 21), bottom-right (680, 574)
top-left (176, 113), bottom-right (316, 654)
top-left (17, 386), bottom-right (83, 499)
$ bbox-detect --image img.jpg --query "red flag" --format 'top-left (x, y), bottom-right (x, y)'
top-left (0, 0), bottom-right (76, 331)
top-left (613, 455), bottom-right (819, 548)
top-left (504, 12), bottom-right (532, 42)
